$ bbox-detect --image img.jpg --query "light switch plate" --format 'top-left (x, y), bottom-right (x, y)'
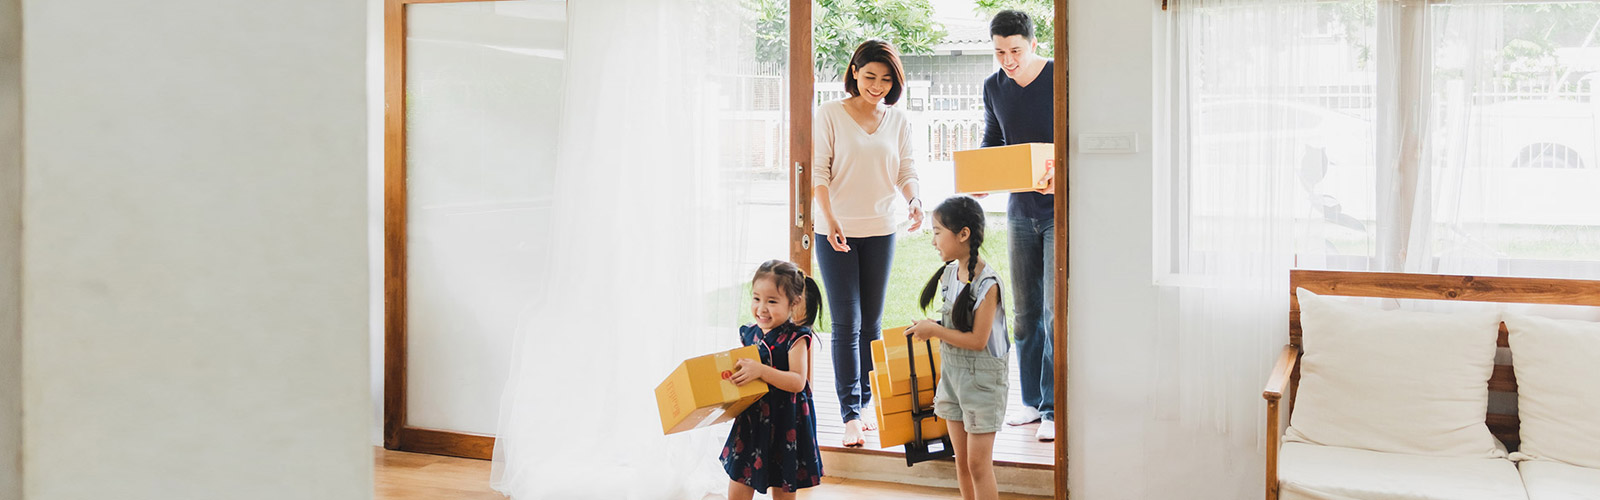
top-left (1078, 132), bottom-right (1139, 154)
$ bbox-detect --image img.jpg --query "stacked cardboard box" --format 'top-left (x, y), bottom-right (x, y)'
top-left (872, 369), bottom-right (934, 414)
top-left (874, 401), bottom-right (948, 448)
top-left (654, 345), bottom-right (769, 435)
top-left (871, 326), bottom-right (943, 395)
top-left (869, 326), bottom-right (947, 448)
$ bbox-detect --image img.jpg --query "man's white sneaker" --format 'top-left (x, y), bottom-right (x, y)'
top-left (1006, 407), bottom-right (1042, 426)
top-left (1035, 419), bottom-right (1056, 441)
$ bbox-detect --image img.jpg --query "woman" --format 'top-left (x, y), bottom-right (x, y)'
top-left (812, 39), bottom-right (923, 447)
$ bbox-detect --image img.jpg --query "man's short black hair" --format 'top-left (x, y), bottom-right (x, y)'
top-left (990, 10), bottom-right (1033, 40)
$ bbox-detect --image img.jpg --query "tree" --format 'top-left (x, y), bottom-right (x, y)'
top-left (1326, 3), bottom-right (1600, 86)
top-left (974, 0), bottom-right (1055, 58)
top-left (1497, 4), bottom-right (1600, 86)
top-left (743, 0), bottom-right (949, 80)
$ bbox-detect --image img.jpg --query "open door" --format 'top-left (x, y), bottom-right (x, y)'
top-left (784, 1), bottom-right (1068, 497)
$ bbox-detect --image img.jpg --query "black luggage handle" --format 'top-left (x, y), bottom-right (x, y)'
top-left (903, 330), bottom-right (953, 466)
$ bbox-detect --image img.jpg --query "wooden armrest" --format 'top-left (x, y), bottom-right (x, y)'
top-left (1264, 344), bottom-right (1299, 500)
top-left (1263, 344), bottom-right (1299, 401)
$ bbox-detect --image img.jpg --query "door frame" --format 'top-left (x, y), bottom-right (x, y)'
top-left (785, 2), bottom-right (1068, 498)
top-left (1051, 3), bottom-right (1069, 498)
top-left (381, 0), bottom-right (505, 460)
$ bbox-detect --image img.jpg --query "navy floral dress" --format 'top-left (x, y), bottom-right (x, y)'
top-left (720, 322), bottom-right (823, 493)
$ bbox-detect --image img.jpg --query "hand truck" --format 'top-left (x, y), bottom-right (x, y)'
top-left (903, 330), bottom-right (953, 466)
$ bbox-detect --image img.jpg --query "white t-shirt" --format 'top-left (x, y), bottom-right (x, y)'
top-left (811, 100), bottom-right (919, 238)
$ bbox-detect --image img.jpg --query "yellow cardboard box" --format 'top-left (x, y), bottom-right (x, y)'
top-left (870, 327), bottom-right (941, 396)
top-left (654, 345), bottom-right (769, 435)
top-left (952, 143), bottom-right (1055, 193)
top-left (870, 370), bottom-right (935, 415)
top-left (874, 400), bottom-right (948, 448)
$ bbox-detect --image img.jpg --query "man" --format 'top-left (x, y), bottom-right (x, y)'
top-left (979, 9), bottom-right (1056, 441)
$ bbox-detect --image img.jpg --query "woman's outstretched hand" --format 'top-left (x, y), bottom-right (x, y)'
top-left (907, 204), bottom-right (924, 232)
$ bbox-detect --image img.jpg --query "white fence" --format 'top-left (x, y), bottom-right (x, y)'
top-left (720, 79), bottom-right (989, 178)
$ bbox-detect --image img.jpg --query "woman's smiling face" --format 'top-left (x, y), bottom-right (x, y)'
top-left (853, 61), bottom-right (894, 103)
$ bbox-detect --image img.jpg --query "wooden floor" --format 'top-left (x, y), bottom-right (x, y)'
top-left (809, 331), bottom-right (1054, 469)
top-left (377, 448), bottom-right (505, 500)
top-left (375, 448), bottom-right (1049, 499)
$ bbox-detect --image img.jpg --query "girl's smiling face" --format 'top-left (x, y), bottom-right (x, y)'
top-left (853, 61), bottom-right (894, 104)
top-left (751, 276), bottom-right (796, 331)
top-left (929, 215), bottom-right (970, 262)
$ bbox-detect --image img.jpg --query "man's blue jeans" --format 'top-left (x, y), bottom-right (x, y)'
top-left (1009, 214), bottom-right (1055, 421)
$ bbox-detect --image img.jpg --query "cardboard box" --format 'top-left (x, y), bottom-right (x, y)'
top-left (952, 143), bottom-right (1055, 193)
top-left (870, 327), bottom-right (941, 396)
top-left (874, 400), bottom-right (949, 448)
top-left (871, 370), bottom-right (935, 415)
top-left (871, 331), bottom-right (942, 382)
top-left (654, 345), bottom-right (769, 435)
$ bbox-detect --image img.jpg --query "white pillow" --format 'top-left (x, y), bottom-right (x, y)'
top-left (1285, 288), bottom-right (1506, 458)
top-left (1504, 313), bottom-right (1600, 469)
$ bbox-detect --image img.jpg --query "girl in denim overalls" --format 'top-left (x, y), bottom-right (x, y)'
top-left (906, 196), bottom-right (1011, 499)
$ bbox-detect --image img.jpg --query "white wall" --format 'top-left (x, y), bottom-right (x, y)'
top-left (0, 0), bottom-right (21, 496)
top-left (20, 1), bottom-right (371, 499)
top-left (1067, 1), bottom-right (1261, 499)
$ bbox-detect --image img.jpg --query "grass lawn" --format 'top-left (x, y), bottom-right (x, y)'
top-left (739, 213), bottom-right (1016, 342)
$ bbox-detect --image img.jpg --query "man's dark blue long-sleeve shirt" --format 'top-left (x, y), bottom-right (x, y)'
top-left (981, 60), bottom-right (1055, 220)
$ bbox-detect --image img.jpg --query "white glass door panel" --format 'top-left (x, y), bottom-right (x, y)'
top-left (404, 0), bottom-right (563, 434)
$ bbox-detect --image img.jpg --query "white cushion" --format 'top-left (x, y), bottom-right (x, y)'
top-left (1279, 442), bottom-right (1527, 500)
top-left (1504, 314), bottom-right (1600, 469)
top-left (1520, 460), bottom-right (1600, 500)
top-left (1285, 289), bottom-right (1506, 458)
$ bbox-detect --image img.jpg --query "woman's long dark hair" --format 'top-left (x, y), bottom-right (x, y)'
top-left (918, 196), bottom-right (988, 333)
top-left (754, 259), bottom-right (824, 328)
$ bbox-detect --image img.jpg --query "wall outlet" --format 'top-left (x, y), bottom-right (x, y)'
top-left (1078, 133), bottom-right (1139, 154)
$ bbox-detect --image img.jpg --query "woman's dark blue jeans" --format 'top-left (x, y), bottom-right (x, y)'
top-left (815, 233), bottom-right (895, 423)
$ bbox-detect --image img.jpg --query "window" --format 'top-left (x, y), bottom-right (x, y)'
top-left (1160, 0), bottom-right (1600, 280)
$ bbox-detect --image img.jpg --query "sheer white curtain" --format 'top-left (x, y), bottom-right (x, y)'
top-left (1155, 0), bottom-right (1331, 442)
top-left (1158, 0), bottom-right (1600, 451)
top-left (1401, 0), bottom-right (1600, 280)
top-left (1394, 0), bottom-right (1600, 339)
top-left (490, 1), bottom-right (758, 498)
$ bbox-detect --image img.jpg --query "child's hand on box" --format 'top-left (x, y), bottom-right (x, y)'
top-left (730, 358), bottom-right (768, 386)
top-left (907, 319), bottom-right (941, 341)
